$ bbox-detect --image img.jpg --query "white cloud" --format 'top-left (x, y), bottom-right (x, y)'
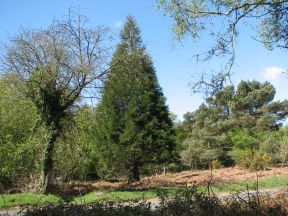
top-left (263, 66), bottom-right (285, 80)
top-left (113, 20), bottom-right (123, 29)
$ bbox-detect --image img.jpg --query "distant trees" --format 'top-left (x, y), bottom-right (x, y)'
top-left (179, 80), bottom-right (288, 169)
top-left (94, 16), bottom-right (175, 182)
top-left (1, 12), bottom-right (111, 192)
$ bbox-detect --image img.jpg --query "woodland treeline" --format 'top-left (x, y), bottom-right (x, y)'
top-left (0, 14), bottom-right (288, 193)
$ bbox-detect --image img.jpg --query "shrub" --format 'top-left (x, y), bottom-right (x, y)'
top-left (211, 160), bottom-right (223, 169)
top-left (260, 132), bottom-right (288, 166)
top-left (229, 149), bottom-right (271, 171)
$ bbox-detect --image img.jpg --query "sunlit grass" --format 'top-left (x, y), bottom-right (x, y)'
top-left (0, 193), bottom-right (62, 209)
top-left (73, 187), bottom-right (183, 204)
top-left (209, 175), bottom-right (288, 193)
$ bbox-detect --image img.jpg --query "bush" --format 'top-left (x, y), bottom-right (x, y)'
top-left (211, 160), bottom-right (224, 169)
top-left (0, 175), bottom-right (12, 193)
top-left (260, 132), bottom-right (288, 166)
top-left (23, 202), bottom-right (152, 216)
top-left (229, 149), bottom-right (271, 171)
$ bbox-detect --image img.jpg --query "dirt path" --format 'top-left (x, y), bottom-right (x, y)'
top-left (0, 209), bottom-right (24, 216)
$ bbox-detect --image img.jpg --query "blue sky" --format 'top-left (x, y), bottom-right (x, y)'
top-left (0, 0), bottom-right (287, 120)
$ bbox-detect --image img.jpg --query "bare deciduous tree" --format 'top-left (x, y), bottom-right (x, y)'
top-left (1, 12), bottom-right (112, 192)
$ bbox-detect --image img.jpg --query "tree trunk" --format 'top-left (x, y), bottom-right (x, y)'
top-left (41, 129), bottom-right (59, 193)
top-left (128, 161), bottom-right (140, 183)
top-left (163, 164), bottom-right (166, 175)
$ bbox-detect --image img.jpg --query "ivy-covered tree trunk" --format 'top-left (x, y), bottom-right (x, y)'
top-left (41, 127), bottom-right (60, 193)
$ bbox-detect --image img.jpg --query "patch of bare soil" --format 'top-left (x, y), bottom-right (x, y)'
top-left (46, 182), bottom-right (93, 201)
top-left (89, 166), bottom-right (288, 190)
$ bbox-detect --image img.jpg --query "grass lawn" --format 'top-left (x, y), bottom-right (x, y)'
top-left (210, 175), bottom-right (288, 193)
top-left (1, 175), bottom-right (287, 209)
top-left (73, 187), bottom-right (183, 204)
top-left (0, 193), bottom-right (63, 209)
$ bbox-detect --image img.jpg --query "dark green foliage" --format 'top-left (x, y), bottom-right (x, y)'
top-left (94, 16), bottom-right (175, 181)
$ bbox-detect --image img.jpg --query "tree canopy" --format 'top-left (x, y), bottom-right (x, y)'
top-left (180, 80), bottom-right (288, 169)
top-left (157, 0), bottom-right (288, 90)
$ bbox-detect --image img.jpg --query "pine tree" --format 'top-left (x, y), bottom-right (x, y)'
top-left (94, 16), bottom-right (175, 182)
top-left (179, 80), bottom-right (288, 169)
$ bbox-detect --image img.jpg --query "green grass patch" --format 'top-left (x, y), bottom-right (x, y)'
top-left (210, 175), bottom-right (288, 193)
top-left (73, 187), bottom-right (184, 204)
top-left (0, 193), bottom-right (63, 209)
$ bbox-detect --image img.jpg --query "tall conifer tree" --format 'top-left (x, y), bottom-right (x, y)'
top-left (94, 16), bottom-right (175, 182)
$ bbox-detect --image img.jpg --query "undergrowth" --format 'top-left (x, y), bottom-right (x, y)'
top-left (21, 187), bottom-right (288, 216)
